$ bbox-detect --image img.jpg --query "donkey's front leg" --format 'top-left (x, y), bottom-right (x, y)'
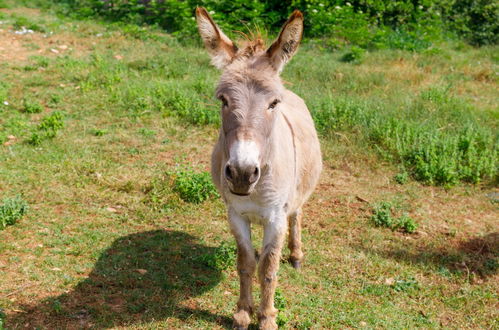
top-left (229, 208), bottom-right (256, 330)
top-left (258, 213), bottom-right (287, 330)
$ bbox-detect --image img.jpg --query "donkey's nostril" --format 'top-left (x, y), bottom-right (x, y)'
top-left (225, 164), bottom-right (233, 181)
top-left (249, 166), bottom-right (260, 184)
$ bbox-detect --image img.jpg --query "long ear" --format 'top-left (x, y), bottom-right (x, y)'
top-left (195, 7), bottom-right (238, 69)
top-left (266, 10), bottom-right (304, 73)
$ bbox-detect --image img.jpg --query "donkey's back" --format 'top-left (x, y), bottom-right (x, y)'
top-left (280, 89), bottom-right (322, 212)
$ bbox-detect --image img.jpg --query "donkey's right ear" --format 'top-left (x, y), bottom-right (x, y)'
top-left (195, 7), bottom-right (237, 69)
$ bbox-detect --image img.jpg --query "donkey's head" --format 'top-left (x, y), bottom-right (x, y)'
top-left (196, 8), bottom-right (303, 196)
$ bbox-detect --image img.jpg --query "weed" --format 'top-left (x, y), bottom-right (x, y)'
top-left (27, 111), bottom-right (64, 145)
top-left (138, 127), bottom-right (156, 138)
top-left (370, 202), bottom-right (395, 228)
top-left (395, 214), bottom-right (418, 233)
top-left (49, 94), bottom-right (61, 106)
top-left (197, 241), bottom-right (236, 270)
top-left (0, 195), bottom-right (28, 230)
top-left (171, 168), bottom-right (219, 204)
top-left (91, 128), bottom-right (107, 136)
top-left (370, 202), bottom-right (418, 233)
top-left (274, 288), bottom-right (288, 327)
top-left (394, 171), bottom-right (409, 184)
top-left (392, 277), bottom-right (419, 292)
top-left (0, 307), bottom-right (4, 329)
top-left (38, 111), bottom-right (64, 136)
top-left (23, 98), bottom-right (43, 114)
top-left (0, 81), bottom-right (8, 103)
top-left (12, 14), bottom-right (46, 32)
top-left (340, 46), bottom-right (365, 63)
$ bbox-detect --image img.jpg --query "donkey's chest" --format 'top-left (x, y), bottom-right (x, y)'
top-left (228, 197), bottom-right (283, 225)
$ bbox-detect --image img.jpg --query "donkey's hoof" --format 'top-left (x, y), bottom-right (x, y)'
top-left (233, 310), bottom-right (251, 330)
top-left (258, 316), bottom-right (278, 330)
top-left (289, 257), bottom-right (302, 269)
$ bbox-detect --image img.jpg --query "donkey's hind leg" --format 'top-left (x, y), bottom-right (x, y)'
top-left (288, 208), bottom-right (304, 269)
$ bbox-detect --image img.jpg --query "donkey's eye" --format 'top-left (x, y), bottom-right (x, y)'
top-left (219, 96), bottom-right (228, 108)
top-left (268, 99), bottom-right (280, 110)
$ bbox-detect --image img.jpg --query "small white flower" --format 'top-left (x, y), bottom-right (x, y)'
top-left (312, 9), bottom-right (318, 13)
top-left (346, 2), bottom-right (352, 6)
top-left (418, 5), bottom-right (423, 10)
top-left (319, 3), bottom-right (324, 7)
top-left (335, 6), bottom-right (341, 10)
top-left (209, 10), bottom-right (215, 15)
top-left (3, 101), bottom-right (8, 106)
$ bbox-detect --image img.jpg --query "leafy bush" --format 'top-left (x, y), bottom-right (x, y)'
top-left (340, 45), bottom-right (365, 63)
top-left (371, 202), bottom-right (395, 228)
top-left (0, 196), bottom-right (28, 230)
top-left (171, 168), bottom-right (219, 203)
top-left (47, 0), bottom-right (497, 48)
top-left (444, 0), bottom-right (498, 46)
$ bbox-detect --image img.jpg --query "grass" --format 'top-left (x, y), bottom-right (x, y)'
top-left (0, 4), bottom-right (497, 329)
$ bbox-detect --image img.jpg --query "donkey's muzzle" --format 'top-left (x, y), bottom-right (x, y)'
top-left (224, 163), bottom-right (260, 195)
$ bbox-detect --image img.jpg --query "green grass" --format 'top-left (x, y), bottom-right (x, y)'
top-left (0, 5), bottom-right (497, 329)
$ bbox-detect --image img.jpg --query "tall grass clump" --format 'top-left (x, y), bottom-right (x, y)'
top-left (311, 94), bottom-right (497, 186)
top-left (0, 196), bottom-right (28, 230)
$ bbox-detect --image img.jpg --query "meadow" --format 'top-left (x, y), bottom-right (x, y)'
top-left (0, 2), bottom-right (498, 329)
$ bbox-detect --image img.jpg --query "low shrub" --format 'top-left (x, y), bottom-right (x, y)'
top-left (171, 168), bottom-right (219, 203)
top-left (0, 195), bottom-right (28, 230)
top-left (370, 202), bottom-right (418, 233)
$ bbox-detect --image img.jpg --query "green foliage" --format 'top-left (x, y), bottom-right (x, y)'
top-left (340, 46), bottom-right (365, 63)
top-left (0, 195), bottom-right (28, 230)
top-left (0, 307), bottom-right (4, 329)
top-left (171, 168), bottom-right (219, 203)
top-left (197, 241), bottom-right (236, 270)
top-left (23, 98), bottom-right (43, 113)
top-left (371, 202), bottom-right (395, 228)
top-left (370, 202), bottom-right (418, 233)
top-left (0, 81), bottom-right (9, 104)
top-left (394, 171), bottom-right (409, 184)
top-left (274, 288), bottom-right (289, 327)
top-left (12, 14), bottom-right (46, 32)
top-left (395, 214), bottom-right (418, 233)
top-left (47, 0), bottom-right (497, 48)
top-left (311, 93), bottom-right (497, 186)
top-left (444, 0), bottom-right (498, 46)
top-left (392, 277), bottom-right (419, 292)
top-left (27, 111), bottom-right (64, 145)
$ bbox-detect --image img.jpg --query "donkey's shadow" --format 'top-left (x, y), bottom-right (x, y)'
top-left (8, 230), bottom-right (232, 328)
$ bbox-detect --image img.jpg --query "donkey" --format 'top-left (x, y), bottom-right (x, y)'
top-left (196, 8), bottom-right (322, 329)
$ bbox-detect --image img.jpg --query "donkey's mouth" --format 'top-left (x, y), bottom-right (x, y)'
top-left (229, 190), bottom-right (251, 197)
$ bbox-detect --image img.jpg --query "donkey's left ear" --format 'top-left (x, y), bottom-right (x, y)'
top-left (267, 10), bottom-right (304, 73)
top-left (196, 7), bottom-right (238, 69)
